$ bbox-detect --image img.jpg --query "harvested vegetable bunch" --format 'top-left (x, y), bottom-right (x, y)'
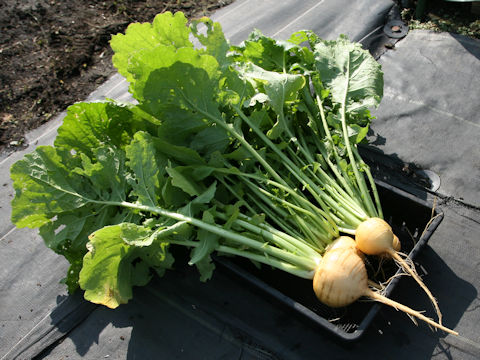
top-left (10, 12), bottom-right (455, 335)
top-left (233, 29), bottom-right (443, 325)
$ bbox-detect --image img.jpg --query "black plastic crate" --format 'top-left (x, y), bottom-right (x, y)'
top-left (215, 180), bottom-right (443, 341)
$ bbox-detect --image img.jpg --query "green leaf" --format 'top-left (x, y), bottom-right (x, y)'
top-left (10, 142), bottom-right (136, 291)
top-left (235, 29), bottom-right (297, 71)
top-left (152, 137), bottom-right (206, 166)
top-left (116, 41), bottom-right (219, 112)
top-left (190, 17), bottom-right (230, 68)
top-left (250, 213), bottom-right (266, 226)
top-left (348, 123), bottom-right (370, 144)
top-left (313, 35), bottom-right (383, 113)
top-left (326, 112), bottom-right (342, 131)
top-left (149, 11), bottom-right (193, 48)
top-left (10, 143), bottom-right (136, 291)
top-left (239, 63), bottom-right (305, 139)
top-left (155, 107), bottom-right (207, 146)
top-left (192, 253), bottom-right (216, 282)
top-left (79, 223), bottom-right (148, 308)
top-left (241, 63), bottom-right (305, 113)
top-left (75, 146), bottom-right (128, 202)
top-left (79, 223), bottom-right (173, 308)
top-left (39, 206), bottom-right (131, 292)
top-left (190, 125), bottom-right (230, 157)
top-left (236, 30), bottom-right (284, 70)
top-left (223, 202), bottom-right (241, 230)
top-left (126, 132), bottom-right (164, 207)
top-left (220, 67), bottom-right (255, 106)
top-left (55, 102), bottom-right (148, 157)
top-left (139, 58), bottom-right (221, 119)
top-left (139, 240), bottom-right (175, 278)
top-left (39, 215), bottom-right (88, 292)
top-left (190, 208), bottom-right (218, 281)
top-left (111, 11), bottom-right (193, 82)
top-left (190, 229), bottom-right (218, 266)
top-left (223, 146), bottom-right (253, 161)
top-left (161, 178), bottom-right (191, 207)
top-left (167, 166), bottom-right (206, 197)
top-left (11, 146), bottom-right (91, 228)
top-left (288, 30), bottom-right (320, 48)
top-left (178, 181), bottom-right (217, 217)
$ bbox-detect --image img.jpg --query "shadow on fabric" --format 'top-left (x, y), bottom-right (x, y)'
top-left (359, 245), bottom-right (478, 360)
top-left (451, 32), bottom-right (480, 62)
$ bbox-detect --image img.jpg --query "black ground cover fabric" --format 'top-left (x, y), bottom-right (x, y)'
top-left (372, 30), bottom-right (480, 207)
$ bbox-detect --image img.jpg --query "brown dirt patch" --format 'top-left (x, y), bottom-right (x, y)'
top-left (0, 0), bottom-right (232, 153)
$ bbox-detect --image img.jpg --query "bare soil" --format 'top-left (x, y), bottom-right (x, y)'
top-left (0, 0), bottom-right (232, 153)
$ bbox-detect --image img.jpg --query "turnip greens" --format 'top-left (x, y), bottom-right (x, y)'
top-left (11, 12), bottom-right (385, 308)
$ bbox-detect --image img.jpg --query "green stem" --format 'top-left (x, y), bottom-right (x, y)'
top-left (219, 168), bottom-right (322, 217)
top-left (250, 183), bottom-right (318, 219)
top-left (294, 214), bottom-right (321, 245)
top-left (245, 193), bottom-right (303, 239)
top-left (313, 135), bottom-right (365, 209)
top-left (166, 239), bottom-right (315, 279)
top-left (337, 226), bottom-right (356, 235)
top-left (193, 106), bottom-right (287, 187)
top-left (236, 213), bottom-right (315, 251)
top-left (297, 129), bottom-right (366, 216)
top-left (242, 182), bottom-right (292, 220)
top-left (315, 95), bottom-right (351, 187)
top-left (111, 200), bottom-right (316, 270)
top-left (214, 167), bottom-right (337, 239)
top-left (301, 85), bottom-right (325, 138)
top-left (352, 146), bottom-right (383, 219)
top-left (216, 212), bottom-right (320, 260)
top-left (232, 105), bottom-right (345, 235)
top-left (285, 143), bottom-right (366, 222)
top-left (281, 160), bottom-right (354, 233)
top-left (339, 59), bottom-right (378, 218)
top-left (216, 246), bottom-right (316, 279)
top-left (240, 180), bottom-right (330, 246)
top-left (216, 176), bottom-right (257, 216)
top-left (315, 94), bottom-right (366, 208)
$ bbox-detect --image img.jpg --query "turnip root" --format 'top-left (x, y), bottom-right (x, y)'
top-left (355, 217), bottom-right (442, 325)
top-left (326, 237), bottom-right (382, 290)
top-left (355, 218), bottom-right (394, 256)
top-left (392, 234), bottom-right (401, 252)
top-left (313, 241), bottom-right (458, 335)
top-left (313, 241), bottom-right (366, 307)
top-left (325, 236), bottom-right (358, 253)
